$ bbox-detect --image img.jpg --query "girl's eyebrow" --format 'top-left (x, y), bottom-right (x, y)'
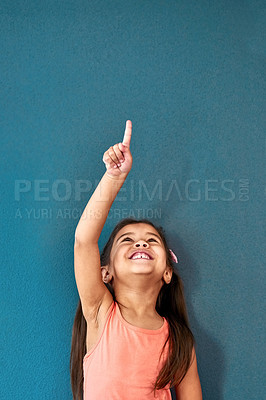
top-left (115, 231), bottom-right (162, 243)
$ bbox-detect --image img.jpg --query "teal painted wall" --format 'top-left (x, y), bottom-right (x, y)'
top-left (1, 1), bottom-right (265, 399)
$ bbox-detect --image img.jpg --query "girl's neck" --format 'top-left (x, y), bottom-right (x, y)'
top-left (114, 286), bottom-right (161, 318)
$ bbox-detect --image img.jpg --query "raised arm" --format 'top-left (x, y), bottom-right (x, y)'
top-left (75, 120), bottom-right (132, 243)
top-left (74, 120), bottom-right (132, 319)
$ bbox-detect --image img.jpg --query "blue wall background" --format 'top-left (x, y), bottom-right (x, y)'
top-left (1, 1), bottom-right (265, 399)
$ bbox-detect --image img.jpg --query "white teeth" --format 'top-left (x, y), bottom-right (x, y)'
top-left (131, 253), bottom-right (150, 260)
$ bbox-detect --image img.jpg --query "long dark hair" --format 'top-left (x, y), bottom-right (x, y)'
top-left (70, 218), bottom-right (195, 399)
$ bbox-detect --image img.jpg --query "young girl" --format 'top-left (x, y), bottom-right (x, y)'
top-left (70, 120), bottom-right (202, 400)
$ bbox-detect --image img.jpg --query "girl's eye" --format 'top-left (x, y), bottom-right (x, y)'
top-left (121, 237), bottom-right (157, 242)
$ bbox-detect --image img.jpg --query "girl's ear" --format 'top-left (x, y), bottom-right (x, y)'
top-left (101, 265), bottom-right (113, 284)
top-left (163, 267), bottom-right (172, 284)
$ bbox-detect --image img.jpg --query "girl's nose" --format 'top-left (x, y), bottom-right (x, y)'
top-left (134, 240), bottom-right (149, 248)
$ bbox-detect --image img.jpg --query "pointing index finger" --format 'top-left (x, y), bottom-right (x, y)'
top-left (122, 120), bottom-right (132, 147)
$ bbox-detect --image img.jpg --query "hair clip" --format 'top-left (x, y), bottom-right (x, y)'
top-left (169, 248), bottom-right (178, 263)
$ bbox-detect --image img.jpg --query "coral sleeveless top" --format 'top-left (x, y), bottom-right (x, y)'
top-left (83, 300), bottom-right (172, 399)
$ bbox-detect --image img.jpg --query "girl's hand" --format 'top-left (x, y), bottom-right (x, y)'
top-left (103, 120), bottom-right (133, 178)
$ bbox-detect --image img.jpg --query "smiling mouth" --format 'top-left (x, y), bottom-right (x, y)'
top-left (129, 252), bottom-right (153, 260)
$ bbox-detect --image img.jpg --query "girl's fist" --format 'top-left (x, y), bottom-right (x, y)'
top-left (103, 120), bottom-right (133, 177)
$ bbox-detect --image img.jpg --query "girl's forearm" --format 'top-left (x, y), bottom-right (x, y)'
top-left (74, 171), bottom-right (129, 244)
